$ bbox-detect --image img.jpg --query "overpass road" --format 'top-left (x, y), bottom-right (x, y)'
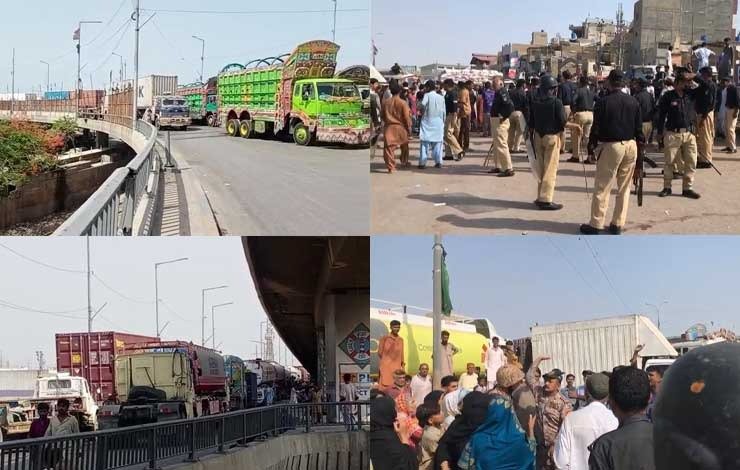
top-left (167, 126), bottom-right (369, 236)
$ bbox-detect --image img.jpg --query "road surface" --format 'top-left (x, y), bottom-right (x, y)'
top-left (371, 134), bottom-right (740, 235)
top-left (168, 126), bottom-right (369, 235)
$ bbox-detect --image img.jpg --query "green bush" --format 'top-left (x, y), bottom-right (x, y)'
top-left (0, 120), bottom-right (64, 196)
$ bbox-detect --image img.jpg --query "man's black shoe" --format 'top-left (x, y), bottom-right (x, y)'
top-left (682, 189), bottom-right (701, 199)
top-left (608, 224), bottom-right (623, 235)
top-left (535, 201), bottom-right (563, 211)
top-left (697, 161), bottom-right (712, 169)
top-left (443, 155), bottom-right (454, 161)
top-left (722, 147), bottom-right (732, 152)
top-left (488, 168), bottom-right (502, 174)
top-left (727, 148), bottom-right (738, 154)
top-left (498, 169), bottom-right (515, 177)
top-left (455, 152), bottom-right (465, 161)
top-left (579, 224), bottom-right (600, 235)
top-left (434, 163), bottom-right (442, 168)
top-left (658, 188), bottom-right (672, 197)
top-left (418, 165), bottom-right (426, 169)
top-left (566, 156), bottom-right (580, 163)
top-left (584, 158), bottom-right (596, 165)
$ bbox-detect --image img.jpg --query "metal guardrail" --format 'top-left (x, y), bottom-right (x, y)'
top-left (53, 116), bottom-right (163, 236)
top-left (0, 401), bottom-right (369, 470)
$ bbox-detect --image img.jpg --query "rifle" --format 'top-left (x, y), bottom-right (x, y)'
top-left (634, 141), bottom-right (645, 207)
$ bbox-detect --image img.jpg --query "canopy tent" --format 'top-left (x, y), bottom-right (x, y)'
top-left (370, 65), bottom-right (388, 84)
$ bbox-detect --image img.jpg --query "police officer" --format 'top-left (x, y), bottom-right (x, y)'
top-left (656, 71), bottom-right (702, 199)
top-left (633, 78), bottom-right (656, 148)
top-left (654, 342), bottom-right (740, 470)
top-left (568, 76), bottom-right (596, 163)
top-left (694, 66), bottom-right (718, 168)
top-left (558, 70), bottom-right (576, 153)
top-left (508, 79), bottom-right (529, 153)
top-left (528, 75), bottom-right (566, 210)
top-left (580, 70), bottom-right (643, 235)
top-left (489, 76), bottom-right (516, 177)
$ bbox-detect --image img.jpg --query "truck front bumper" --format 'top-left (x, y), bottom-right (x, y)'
top-left (316, 126), bottom-right (371, 146)
top-left (159, 117), bottom-right (191, 127)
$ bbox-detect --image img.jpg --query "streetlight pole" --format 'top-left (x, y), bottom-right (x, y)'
top-left (111, 53), bottom-right (123, 82)
top-left (40, 61), bottom-right (50, 92)
top-left (210, 302), bottom-right (233, 349)
top-left (133, 0), bottom-right (141, 126)
top-left (645, 301), bottom-right (668, 330)
top-left (192, 36), bottom-right (205, 84)
top-left (77, 20), bottom-right (102, 117)
top-left (259, 320), bottom-right (270, 358)
top-left (331, 0), bottom-right (338, 42)
top-left (201, 285), bottom-right (228, 346)
top-left (154, 257), bottom-right (189, 337)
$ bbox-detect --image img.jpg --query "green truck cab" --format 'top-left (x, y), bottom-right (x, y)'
top-left (219, 40), bottom-right (370, 146)
top-left (178, 77), bottom-right (219, 127)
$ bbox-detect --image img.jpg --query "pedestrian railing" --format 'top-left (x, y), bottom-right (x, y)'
top-left (53, 115), bottom-right (164, 236)
top-left (0, 401), bottom-right (369, 470)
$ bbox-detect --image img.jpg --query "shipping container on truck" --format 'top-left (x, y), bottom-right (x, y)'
top-left (55, 331), bottom-right (160, 404)
top-left (113, 341), bottom-right (228, 426)
top-left (218, 40), bottom-right (370, 146)
top-left (530, 315), bottom-right (678, 386)
top-left (111, 75), bottom-right (178, 116)
top-left (44, 91), bottom-right (71, 101)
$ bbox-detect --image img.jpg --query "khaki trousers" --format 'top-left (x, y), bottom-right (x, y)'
top-left (534, 133), bottom-right (561, 203)
top-left (663, 131), bottom-right (697, 190)
top-left (508, 111), bottom-right (525, 152)
top-left (560, 105), bottom-right (572, 151)
top-left (572, 111), bottom-right (593, 159)
top-left (642, 122), bottom-right (653, 148)
top-left (444, 115), bottom-right (463, 156)
top-left (725, 108), bottom-right (739, 151)
top-left (589, 141), bottom-right (638, 229)
top-left (492, 117), bottom-right (513, 171)
top-left (696, 111), bottom-right (715, 162)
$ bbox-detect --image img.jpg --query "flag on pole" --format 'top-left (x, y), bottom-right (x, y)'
top-left (372, 40), bottom-right (378, 56)
top-left (441, 248), bottom-right (453, 316)
top-left (73, 27), bottom-right (80, 41)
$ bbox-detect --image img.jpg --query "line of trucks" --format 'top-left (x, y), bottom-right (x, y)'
top-left (0, 331), bottom-right (309, 439)
top-left (369, 308), bottom-right (721, 387)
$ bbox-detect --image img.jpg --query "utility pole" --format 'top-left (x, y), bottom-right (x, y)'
top-left (201, 285), bottom-right (228, 346)
top-left (87, 236), bottom-right (92, 334)
top-left (10, 48), bottom-right (15, 117)
top-left (40, 61), bottom-right (50, 92)
top-left (331, 0), bottom-right (338, 42)
top-left (192, 36), bottom-right (205, 84)
top-left (133, 0), bottom-right (141, 126)
top-left (432, 234), bottom-right (443, 390)
top-left (112, 53), bottom-right (123, 82)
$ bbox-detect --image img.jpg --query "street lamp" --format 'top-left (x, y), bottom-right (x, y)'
top-left (259, 320), bottom-right (271, 359)
top-left (192, 35), bottom-right (205, 84)
top-left (209, 302), bottom-right (234, 349)
top-left (39, 61), bottom-right (50, 93)
top-left (76, 20), bottom-right (102, 116)
top-left (111, 53), bottom-right (124, 82)
top-left (645, 301), bottom-right (668, 330)
top-left (201, 285), bottom-right (228, 346)
top-left (154, 257), bottom-right (189, 337)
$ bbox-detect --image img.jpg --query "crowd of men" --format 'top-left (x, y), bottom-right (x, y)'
top-left (370, 319), bottom-right (739, 470)
top-left (369, 38), bottom-right (738, 234)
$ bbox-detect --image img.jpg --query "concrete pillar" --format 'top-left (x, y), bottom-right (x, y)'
top-left (323, 294), bottom-right (337, 403)
top-left (95, 131), bottom-right (109, 149)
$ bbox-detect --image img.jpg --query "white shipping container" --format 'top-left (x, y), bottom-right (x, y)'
top-left (0, 369), bottom-right (56, 400)
top-left (108, 76), bottom-right (178, 110)
top-left (531, 315), bottom-right (677, 386)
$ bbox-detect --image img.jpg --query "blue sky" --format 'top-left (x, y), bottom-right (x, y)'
top-left (371, 0), bottom-right (739, 68)
top-left (1, 0), bottom-right (369, 93)
top-left (371, 236), bottom-right (740, 339)
top-left (0, 237), bottom-right (300, 369)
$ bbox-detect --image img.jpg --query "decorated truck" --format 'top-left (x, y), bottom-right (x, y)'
top-left (178, 77), bottom-right (219, 126)
top-left (218, 40), bottom-right (370, 146)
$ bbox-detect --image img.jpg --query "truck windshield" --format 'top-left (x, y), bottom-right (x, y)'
top-left (47, 380), bottom-right (72, 389)
top-left (163, 99), bottom-right (186, 106)
top-left (317, 83), bottom-right (359, 100)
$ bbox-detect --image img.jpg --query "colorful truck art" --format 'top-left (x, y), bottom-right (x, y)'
top-left (218, 40), bottom-right (370, 146)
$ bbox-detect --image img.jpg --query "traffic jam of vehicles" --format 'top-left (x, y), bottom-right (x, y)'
top-left (0, 41), bottom-right (370, 147)
top-left (0, 331), bottom-right (310, 440)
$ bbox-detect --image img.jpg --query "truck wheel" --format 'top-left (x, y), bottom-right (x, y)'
top-left (226, 119), bottom-right (239, 136)
top-left (293, 123), bottom-right (313, 146)
top-left (207, 114), bottom-right (216, 127)
top-left (239, 120), bottom-right (252, 138)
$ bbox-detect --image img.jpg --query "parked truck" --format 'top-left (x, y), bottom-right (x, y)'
top-left (178, 77), bottom-right (218, 126)
top-left (531, 315), bottom-right (678, 386)
top-left (113, 341), bottom-right (228, 427)
top-left (219, 40), bottom-right (370, 146)
top-left (55, 331), bottom-right (160, 404)
top-left (147, 94), bottom-right (191, 130)
top-left (29, 373), bottom-right (99, 432)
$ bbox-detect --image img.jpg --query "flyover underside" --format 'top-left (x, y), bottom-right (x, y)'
top-left (244, 237), bottom-right (370, 377)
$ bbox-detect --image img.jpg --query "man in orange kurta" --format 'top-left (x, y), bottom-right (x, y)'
top-left (377, 320), bottom-right (405, 388)
top-left (382, 80), bottom-right (412, 173)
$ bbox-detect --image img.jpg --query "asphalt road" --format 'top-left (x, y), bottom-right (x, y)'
top-left (167, 126), bottom-right (369, 235)
top-left (371, 134), bottom-right (740, 235)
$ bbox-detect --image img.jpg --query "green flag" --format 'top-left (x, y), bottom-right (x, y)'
top-left (441, 249), bottom-right (453, 316)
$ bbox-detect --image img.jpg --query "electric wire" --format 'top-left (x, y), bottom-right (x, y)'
top-left (0, 242), bottom-right (86, 274)
top-left (582, 238), bottom-right (631, 311)
top-left (140, 8), bottom-right (368, 15)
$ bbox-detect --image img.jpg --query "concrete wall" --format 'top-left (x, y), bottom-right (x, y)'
top-left (0, 148), bottom-right (131, 231)
top-left (166, 430), bottom-right (368, 470)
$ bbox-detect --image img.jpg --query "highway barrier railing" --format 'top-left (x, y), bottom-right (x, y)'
top-left (0, 401), bottom-right (369, 470)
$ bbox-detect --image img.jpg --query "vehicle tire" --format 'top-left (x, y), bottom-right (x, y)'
top-left (207, 114), bottom-right (216, 127)
top-left (239, 120), bottom-right (252, 138)
top-left (226, 119), bottom-right (239, 136)
top-left (293, 123), bottom-right (313, 146)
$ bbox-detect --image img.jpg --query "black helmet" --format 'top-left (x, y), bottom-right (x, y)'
top-left (540, 75), bottom-right (558, 90)
top-left (654, 342), bottom-right (740, 470)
